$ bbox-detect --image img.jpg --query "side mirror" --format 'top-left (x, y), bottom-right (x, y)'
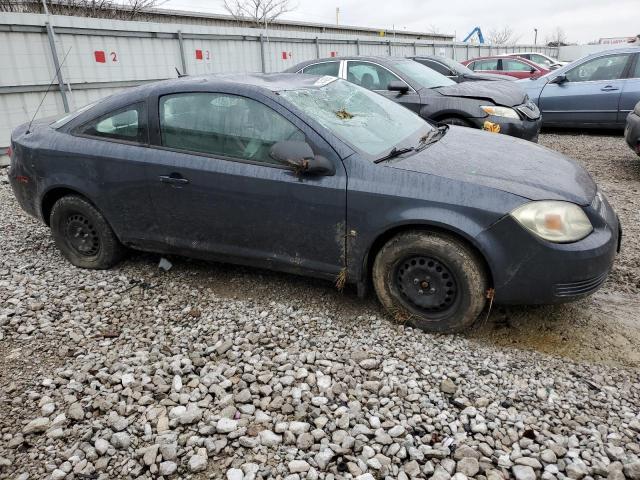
top-left (549, 74), bottom-right (567, 85)
top-left (387, 81), bottom-right (409, 94)
top-left (530, 67), bottom-right (537, 74)
top-left (269, 141), bottom-right (335, 176)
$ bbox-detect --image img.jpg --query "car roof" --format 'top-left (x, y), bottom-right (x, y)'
top-left (466, 55), bottom-right (542, 65)
top-left (411, 55), bottom-right (452, 62)
top-left (495, 52), bottom-right (552, 57)
top-left (288, 56), bottom-right (412, 70)
top-left (582, 46), bottom-right (640, 56)
top-left (146, 73), bottom-right (333, 93)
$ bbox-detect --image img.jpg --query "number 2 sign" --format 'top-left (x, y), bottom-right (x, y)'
top-left (94, 50), bottom-right (118, 63)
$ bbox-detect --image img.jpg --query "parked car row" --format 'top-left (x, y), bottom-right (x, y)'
top-left (287, 56), bottom-right (542, 141)
top-left (462, 56), bottom-right (551, 79)
top-left (519, 47), bottom-right (640, 129)
top-left (8, 69), bottom-right (621, 333)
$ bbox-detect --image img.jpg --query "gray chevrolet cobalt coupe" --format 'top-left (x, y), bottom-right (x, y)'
top-left (8, 74), bottom-right (620, 333)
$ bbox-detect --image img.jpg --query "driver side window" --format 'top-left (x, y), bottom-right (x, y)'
top-left (346, 61), bottom-right (405, 91)
top-left (159, 93), bottom-right (305, 165)
top-left (565, 54), bottom-right (630, 82)
top-left (502, 59), bottom-right (534, 72)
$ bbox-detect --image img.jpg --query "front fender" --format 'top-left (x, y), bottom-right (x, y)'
top-left (349, 206), bottom-right (505, 287)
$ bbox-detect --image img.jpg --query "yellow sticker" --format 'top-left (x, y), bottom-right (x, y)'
top-left (483, 121), bottom-right (501, 133)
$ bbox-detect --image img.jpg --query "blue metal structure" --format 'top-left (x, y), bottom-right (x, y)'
top-left (463, 27), bottom-right (485, 44)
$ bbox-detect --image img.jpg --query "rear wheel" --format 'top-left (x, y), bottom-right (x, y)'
top-left (50, 195), bottom-right (124, 269)
top-left (372, 231), bottom-right (487, 333)
top-left (438, 117), bottom-right (473, 127)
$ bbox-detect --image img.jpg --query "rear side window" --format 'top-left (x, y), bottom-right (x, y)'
top-left (78, 103), bottom-right (147, 143)
top-left (473, 59), bottom-right (499, 71)
top-left (302, 62), bottom-right (340, 77)
top-left (419, 59), bottom-right (451, 76)
top-left (159, 93), bottom-right (305, 165)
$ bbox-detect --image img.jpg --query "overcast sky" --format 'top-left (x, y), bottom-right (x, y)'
top-left (162, 0), bottom-right (639, 44)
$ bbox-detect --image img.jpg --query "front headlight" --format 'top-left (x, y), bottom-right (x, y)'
top-left (480, 105), bottom-right (520, 119)
top-left (510, 201), bottom-right (593, 243)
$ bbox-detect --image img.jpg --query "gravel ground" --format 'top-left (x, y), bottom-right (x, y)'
top-left (1, 132), bottom-right (639, 480)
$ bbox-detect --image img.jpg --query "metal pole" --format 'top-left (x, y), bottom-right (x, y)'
top-left (466, 43), bottom-right (469, 60)
top-left (387, 40), bottom-right (391, 56)
top-left (259, 34), bottom-right (266, 73)
top-left (356, 38), bottom-right (360, 56)
top-left (45, 21), bottom-right (69, 113)
top-left (452, 43), bottom-right (456, 60)
top-left (413, 41), bottom-right (417, 56)
top-left (315, 37), bottom-right (320, 58)
top-left (177, 30), bottom-right (187, 74)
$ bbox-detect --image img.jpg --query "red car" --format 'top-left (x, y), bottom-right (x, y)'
top-left (461, 56), bottom-right (550, 79)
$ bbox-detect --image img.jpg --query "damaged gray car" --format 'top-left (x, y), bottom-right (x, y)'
top-left (8, 74), bottom-right (620, 333)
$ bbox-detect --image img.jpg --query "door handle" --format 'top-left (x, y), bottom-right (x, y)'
top-left (159, 174), bottom-right (189, 185)
top-left (601, 85), bottom-right (619, 91)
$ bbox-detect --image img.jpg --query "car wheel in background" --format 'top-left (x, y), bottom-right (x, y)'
top-left (372, 231), bottom-right (487, 333)
top-left (50, 195), bottom-right (124, 269)
top-left (438, 117), bottom-right (473, 127)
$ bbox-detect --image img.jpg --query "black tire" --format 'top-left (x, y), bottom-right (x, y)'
top-left (50, 195), bottom-right (124, 269)
top-left (372, 231), bottom-right (487, 333)
top-left (438, 117), bottom-right (473, 127)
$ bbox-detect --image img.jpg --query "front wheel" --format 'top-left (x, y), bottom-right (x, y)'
top-left (372, 231), bottom-right (487, 333)
top-left (50, 195), bottom-right (124, 269)
top-left (438, 117), bottom-right (473, 127)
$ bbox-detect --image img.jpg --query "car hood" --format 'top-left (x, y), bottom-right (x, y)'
top-left (389, 126), bottom-right (596, 205)
top-left (434, 80), bottom-right (526, 107)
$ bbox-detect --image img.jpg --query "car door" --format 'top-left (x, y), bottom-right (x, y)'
top-left (71, 102), bottom-right (161, 245)
top-left (145, 90), bottom-right (347, 277)
top-left (619, 53), bottom-right (640, 124)
top-left (539, 53), bottom-right (633, 126)
top-left (500, 58), bottom-right (540, 79)
top-left (343, 60), bottom-right (421, 113)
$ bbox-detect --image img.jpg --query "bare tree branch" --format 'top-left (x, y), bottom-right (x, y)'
top-left (223, 0), bottom-right (294, 28)
top-left (0, 0), bottom-right (166, 19)
top-left (487, 26), bottom-right (521, 46)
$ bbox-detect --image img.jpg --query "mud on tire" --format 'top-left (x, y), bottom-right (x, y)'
top-left (372, 231), bottom-right (487, 333)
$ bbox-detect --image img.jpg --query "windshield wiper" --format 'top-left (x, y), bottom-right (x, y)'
top-left (374, 146), bottom-right (414, 164)
top-left (415, 125), bottom-right (448, 151)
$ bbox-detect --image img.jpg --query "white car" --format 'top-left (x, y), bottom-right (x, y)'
top-left (498, 52), bottom-right (567, 70)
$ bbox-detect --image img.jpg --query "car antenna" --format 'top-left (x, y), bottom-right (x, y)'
top-left (175, 67), bottom-right (188, 78)
top-left (26, 46), bottom-right (72, 135)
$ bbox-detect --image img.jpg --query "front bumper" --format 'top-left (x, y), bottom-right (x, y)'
top-left (469, 114), bottom-right (541, 142)
top-left (624, 112), bottom-right (640, 156)
top-left (476, 195), bottom-right (620, 305)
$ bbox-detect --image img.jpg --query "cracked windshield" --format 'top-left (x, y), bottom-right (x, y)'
top-left (280, 77), bottom-right (431, 157)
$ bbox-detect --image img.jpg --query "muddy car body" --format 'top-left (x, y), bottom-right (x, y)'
top-left (8, 74), bottom-right (620, 332)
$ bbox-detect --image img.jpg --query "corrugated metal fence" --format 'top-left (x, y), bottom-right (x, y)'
top-left (0, 12), bottom-right (559, 148)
